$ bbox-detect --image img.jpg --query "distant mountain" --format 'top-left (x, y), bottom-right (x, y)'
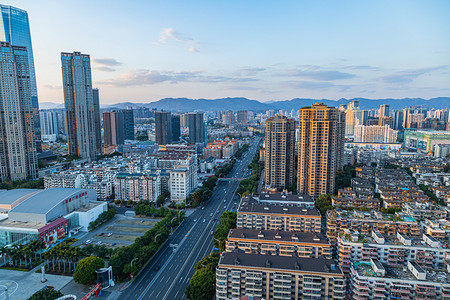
top-left (38, 97), bottom-right (450, 112)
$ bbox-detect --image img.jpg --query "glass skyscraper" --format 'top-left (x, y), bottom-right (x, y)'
top-left (0, 5), bottom-right (40, 141)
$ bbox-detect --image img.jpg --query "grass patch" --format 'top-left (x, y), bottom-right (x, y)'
top-left (115, 219), bottom-right (158, 226)
top-left (0, 266), bottom-right (29, 271)
top-left (105, 226), bottom-right (148, 233)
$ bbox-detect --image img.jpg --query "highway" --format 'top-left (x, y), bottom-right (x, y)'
top-left (121, 138), bottom-right (261, 300)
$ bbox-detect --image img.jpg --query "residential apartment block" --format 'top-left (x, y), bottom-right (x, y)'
top-left (237, 196), bottom-right (321, 233)
top-left (114, 172), bottom-right (161, 202)
top-left (216, 252), bottom-right (346, 300)
top-left (226, 228), bottom-right (331, 259)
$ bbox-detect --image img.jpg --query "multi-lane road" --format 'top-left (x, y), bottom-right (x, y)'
top-left (121, 138), bottom-right (261, 300)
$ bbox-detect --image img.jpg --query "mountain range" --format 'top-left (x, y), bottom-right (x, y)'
top-left (39, 97), bottom-right (450, 112)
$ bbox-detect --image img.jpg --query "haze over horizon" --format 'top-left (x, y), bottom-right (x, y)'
top-left (9, 0), bottom-right (450, 104)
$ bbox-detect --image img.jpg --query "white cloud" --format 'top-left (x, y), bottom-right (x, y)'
top-left (156, 28), bottom-right (199, 53)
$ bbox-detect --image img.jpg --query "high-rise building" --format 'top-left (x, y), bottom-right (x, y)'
top-left (122, 109), bottom-right (134, 140)
top-left (223, 110), bottom-right (235, 127)
top-left (264, 115), bottom-right (296, 189)
top-left (61, 51), bottom-right (99, 161)
top-left (92, 88), bottom-right (102, 154)
top-left (171, 115), bottom-right (180, 142)
top-left (103, 109), bottom-right (135, 151)
top-left (297, 103), bottom-right (345, 198)
top-left (392, 110), bottom-right (404, 130)
top-left (236, 110), bottom-right (248, 125)
top-left (155, 111), bottom-right (172, 145)
top-left (0, 42), bottom-right (37, 181)
top-left (0, 5), bottom-right (40, 144)
top-left (344, 100), bottom-right (367, 137)
top-left (380, 104), bottom-right (390, 117)
top-left (187, 112), bottom-right (206, 144)
top-left (40, 110), bottom-right (59, 142)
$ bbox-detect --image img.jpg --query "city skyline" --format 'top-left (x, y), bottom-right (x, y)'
top-left (6, 0), bottom-right (450, 104)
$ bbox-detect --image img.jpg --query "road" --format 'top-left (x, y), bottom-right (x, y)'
top-left (121, 138), bottom-right (261, 300)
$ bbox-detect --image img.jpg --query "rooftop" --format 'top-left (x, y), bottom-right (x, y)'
top-left (0, 189), bottom-right (40, 205)
top-left (238, 196), bottom-right (320, 217)
top-left (10, 188), bottom-right (87, 215)
top-left (75, 201), bottom-right (105, 212)
top-left (0, 218), bottom-right (44, 231)
top-left (219, 252), bottom-right (343, 275)
top-left (228, 228), bottom-right (329, 244)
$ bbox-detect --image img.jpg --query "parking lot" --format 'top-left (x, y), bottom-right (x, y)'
top-left (72, 214), bottom-right (160, 248)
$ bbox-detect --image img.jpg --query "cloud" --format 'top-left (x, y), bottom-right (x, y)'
top-left (225, 86), bottom-right (261, 91)
top-left (93, 58), bottom-right (122, 67)
top-left (281, 68), bottom-right (356, 81)
top-left (97, 69), bottom-right (258, 87)
top-left (94, 66), bottom-right (116, 72)
top-left (232, 67), bottom-right (266, 77)
top-left (156, 28), bottom-right (199, 53)
top-left (42, 84), bottom-right (61, 90)
top-left (285, 80), bottom-right (352, 91)
top-left (188, 46), bottom-right (199, 53)
top-left (380, 66), bottom-right (445, 84)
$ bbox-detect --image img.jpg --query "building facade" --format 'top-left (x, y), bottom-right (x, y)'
top-left (40, 110), bottom-right (59, 142)
top-left (187, 112), bottom-right (206, 144)
top-left (0, 42), bottom-right (38, 181)
top-left (297, 103), bottom-right (345, 198)
top-left (264, 116), bottom-right (296, 189)
top-left (61, 52), bottom-right (100, 160)
top-left (0, 5), bottom-right (40, 143)
top-left (155, 111), bottom-right (172, 145)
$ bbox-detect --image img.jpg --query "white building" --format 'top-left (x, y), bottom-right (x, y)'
top-left (354, 124), bottom-right (398, 143)
top-left (40, 110), bottom-right (59, 142)
top-left (169, 168), bottom-right (191, 203)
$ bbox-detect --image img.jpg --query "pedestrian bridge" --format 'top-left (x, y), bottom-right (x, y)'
top-left (217, 178), bottom-right (246, 181)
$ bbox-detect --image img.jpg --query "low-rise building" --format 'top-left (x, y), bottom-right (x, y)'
top-left (350, 259), bottom-right (450, 300)
top-left (216, 252), bottom-right (346, 300)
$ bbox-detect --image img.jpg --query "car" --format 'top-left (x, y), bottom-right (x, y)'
top-left (210, 213), bottom-right (213, 217)
top-left (202, 206), bottom-right (205, 210)
top-left (223, 199), bottom-right (226, 202)
top-left (107, 233), bottom-right (113, 237)
top-left (213, 218), bottom-right (217, 221)
top-left (98, 233), bottom-right (104, 236)
top-left (217, 210), bottom-right (220, 213)
top-left (224, 206), bottom-right (226, 209)
top-left (232, 206), bottom-right (235, 209)
top-left (97, 241), bottom-right (102, 245)
top-left (203, 219), bottom-right (206, 223)
top-left (112, 243), bottom-right (116, 246)
top-left (140, 220), bottom-right (144, 223)
top-left (85, 240), bottom-right (92, 245)
top-left (211, 231), bottom-right (214, 235)
top-left (194, 219), bottom-right (197, 222)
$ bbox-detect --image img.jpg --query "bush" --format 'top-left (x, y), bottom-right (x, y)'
top-left (315, 194), bottom-right (333, 216)
top-left (185, 253), bottom-right (220, 300)
top-left (73, 256), bottom-right (105, 285)
top-left (213, 211), bottom-right (237, 251)
top-left (27, 287), bottom-right (63, 300)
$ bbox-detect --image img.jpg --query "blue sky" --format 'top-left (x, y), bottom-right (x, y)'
top-left (8, 0), bottom-right (450, 104)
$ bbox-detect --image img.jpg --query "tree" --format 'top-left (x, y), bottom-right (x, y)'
top-left (316, 194), bottom-right (333, 216)
top-left (73, 256), bottom-right (105, 285)
top-left (185, 267), bottom-right (216, 300)
top-left (27, 287), bottom-right (63, 300)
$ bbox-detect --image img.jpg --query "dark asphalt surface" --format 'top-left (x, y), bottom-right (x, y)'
top-left (121, 138), bottom-right (261, 300)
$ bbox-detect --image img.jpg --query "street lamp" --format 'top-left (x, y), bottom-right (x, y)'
top-left (130, 258), bottom-right (138, 279)
top-left (154, 233), bottom-right (162, 243)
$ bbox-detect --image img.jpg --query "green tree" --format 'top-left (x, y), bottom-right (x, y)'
top-left (185, 267), bottom-right (216, 300)
top-left (27, 287), bottom-right (63, 300)
top-left (316, 194), bottom-right (333, 216)
top-left (73, 256), bottom-right (105, 285)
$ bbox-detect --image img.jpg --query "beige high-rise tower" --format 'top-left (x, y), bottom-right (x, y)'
top-left (264, 115), bottom-right (296, 189)
top-left (297, 103), bottom-right (345, 198)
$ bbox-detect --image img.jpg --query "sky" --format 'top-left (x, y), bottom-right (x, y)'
top-left (7, 0), bottom-right (450, 104)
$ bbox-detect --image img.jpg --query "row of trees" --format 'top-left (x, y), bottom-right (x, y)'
top-left (134, 204), bottom-right (175, 217)
top-left (234, 143), bottom-right (249, 159)
top-left (0, 177), bottom-right (44, 190)
top-left (213, 211), bottom-right (237, 251)
top-left (88, 206), bottom-right (116, 231)
top-left (0, 239), bottom-right (46, 269)
top-left (108, 210), bottom-right (185, 280)
top-left (185, 252), bottom-right (220, 300)
top-left (235, 150), bottom-right (262, 197)
top-left (156, 190), bottom-right (170, 207)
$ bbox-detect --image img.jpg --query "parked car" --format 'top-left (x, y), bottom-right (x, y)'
top-left (97, 241), bottom-right (102, 245)
top-left (107, 233), bottom-right (113, 237)
top-left (85, 240), bottom-right (92, 245)
top-left (98, 233), bottom-right (104, 236)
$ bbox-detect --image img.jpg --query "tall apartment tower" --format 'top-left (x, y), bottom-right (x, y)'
top-left (380, 104), bottom-right (390, 117)
top-left (237, 110), bottom-right (248, 125)
top-left (0, 5), bottom-right (41, 145)
top-left (171, 115), bottom-right (181, 142)
top-left (264, 115), bottom-right (296, 189)
top-left (123, 108), bottom-right (134, 140)
top-left (92, 88), bottom-right (102, 154)
top-left (155, 111), bottom-right (172, 145)
top-left (61, 51), bottom-right (99, 161)
top-left (40, 110), bottom-right (59, 142)
top-left (187, 112), bottom-right (206, 144)
top-left (0, 42), bottom-right (38, 181)
top-left (297, 103), bottom-right (345, 198)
